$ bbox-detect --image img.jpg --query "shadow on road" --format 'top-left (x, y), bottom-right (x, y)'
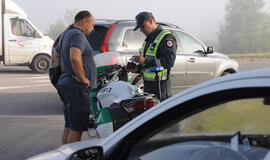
top-left (0, 65), bottom-right (48, 74)
top-left (0, 69), bottom-right (34, 74)
top-left (0, 91), bottom-right (63, 115)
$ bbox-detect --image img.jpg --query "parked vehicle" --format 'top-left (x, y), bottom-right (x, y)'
top-left (90, 52), bottom-right (159, 138)
top-left (87, 19), bottom-right (239, 93)
top-left (0, 0), bottom-right (53, 73)
top-left (28, 68), bottom-right (270, 160)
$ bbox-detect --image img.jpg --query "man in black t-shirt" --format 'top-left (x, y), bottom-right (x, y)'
top-left (54, 10), bottom-right (97, 144)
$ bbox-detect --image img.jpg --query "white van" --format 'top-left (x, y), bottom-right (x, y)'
top-left (0, 0), bottom-right (53, 73)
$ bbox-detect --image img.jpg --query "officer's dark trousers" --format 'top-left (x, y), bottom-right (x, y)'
top-left (144, 79), bottom-right (172, 101)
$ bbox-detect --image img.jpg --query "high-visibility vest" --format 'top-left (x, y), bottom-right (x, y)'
top-left (142, 30), bottom-right (171, 81)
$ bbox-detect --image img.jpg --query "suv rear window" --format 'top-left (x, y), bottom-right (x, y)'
top-left (87, 25), bottom-right (108, 53)
top-left (122, 29), bottom-right (145, 51)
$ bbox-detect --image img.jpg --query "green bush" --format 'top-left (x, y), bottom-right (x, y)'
top-left (227, 53), bottom-right (270, 58)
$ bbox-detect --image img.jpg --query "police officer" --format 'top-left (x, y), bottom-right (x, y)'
top-left (132, 11), bottom-right (177, 101)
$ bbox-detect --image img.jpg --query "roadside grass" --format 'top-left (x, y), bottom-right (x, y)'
top-left (180, 98), bottom-right (270, 134)
top-left (226, 53), bottom-right (270, 59)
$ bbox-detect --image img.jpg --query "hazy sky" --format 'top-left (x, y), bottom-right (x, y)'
top-left (12, 0), bottom-right (270, 41)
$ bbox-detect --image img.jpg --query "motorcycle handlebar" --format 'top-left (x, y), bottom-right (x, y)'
top-left (97, 65), bottom-right (126, 89)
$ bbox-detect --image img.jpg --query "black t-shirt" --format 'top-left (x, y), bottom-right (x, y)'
top-left (55, 27), bottom-right (97, 88)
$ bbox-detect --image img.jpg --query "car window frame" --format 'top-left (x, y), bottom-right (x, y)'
top-left (114, 87), bottom-right (270, 160)
top-left (173, 30), bottom-right (207, 55)
top-left (10, 18), bottom-right (37, 37)
top-left (170, 30), bottom-right (183, 54)
top-left (120, 27), bottom-right (146, 52)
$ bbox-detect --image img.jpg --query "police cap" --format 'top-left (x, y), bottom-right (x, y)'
top-left (134, 11), bottom-right (154, 31)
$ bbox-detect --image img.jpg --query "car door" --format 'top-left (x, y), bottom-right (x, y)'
top-left (175, 31), bottom-right (216, 87)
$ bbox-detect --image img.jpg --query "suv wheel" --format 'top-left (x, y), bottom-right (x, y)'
top-left (221, 71), bottom-right (231, 77)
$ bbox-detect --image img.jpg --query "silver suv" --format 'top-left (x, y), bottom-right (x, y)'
top-left (87, 19), bottom-right (239, 93)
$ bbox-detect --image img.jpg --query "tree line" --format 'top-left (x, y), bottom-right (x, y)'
top-left (218, 0), bottom-right (270, 54)
top-left (46, 9), bottom-right (79, 40)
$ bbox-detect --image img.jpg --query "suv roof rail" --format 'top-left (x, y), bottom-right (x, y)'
top-left (157, 22), bottom-right (182, 30)
top-left (96, 19), bottom-right (117, 23)
top-left (117, 20), bottom-right (182, 29)
top-left (97, 19), bottom-right (183, 30)
top-left (115, 19), bottom-right (136, 24)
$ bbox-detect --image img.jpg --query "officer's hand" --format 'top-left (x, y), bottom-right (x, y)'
top-left (124, 65), bottom-right (132, 72)
top-left (130, 67), bottom-right (138, 73)
top-left (133, 55), bottom-right (145, 65)
top-left (124, 65), bottom-right (138, 73)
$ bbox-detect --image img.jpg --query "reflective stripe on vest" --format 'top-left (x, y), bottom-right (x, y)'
top-left (142, 30), bottom-right (171, 81)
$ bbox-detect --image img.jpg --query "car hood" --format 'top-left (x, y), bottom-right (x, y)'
top-left (209, 52), bottom-right (230, 60)
top-left (27, 138), bottom-right (104, 160)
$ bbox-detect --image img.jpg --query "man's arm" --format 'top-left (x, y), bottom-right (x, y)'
top-left (157, 34), bottom-right (177, 68)
top-left (70, 47), bottom-right (90, 88)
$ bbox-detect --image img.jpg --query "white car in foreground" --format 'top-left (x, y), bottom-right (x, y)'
top-left (28, 68), bottom-right (270, 160)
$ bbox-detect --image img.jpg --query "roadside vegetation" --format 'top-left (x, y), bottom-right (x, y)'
top-left (180, 98), bottom-right (270, 134)
top-left (218, 0), bottom-right (270, 54)
top-left (46, 9), bottom-right (79, 40)
top-left (226, 53), bottom-right (270, 59)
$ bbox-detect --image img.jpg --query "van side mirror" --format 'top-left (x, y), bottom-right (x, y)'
top-left (207, 46), bottom-right (214, 54)
top-left (34, 30), bottom-right (41, 38)
top-left (70, 146), bottom-right (103, 160)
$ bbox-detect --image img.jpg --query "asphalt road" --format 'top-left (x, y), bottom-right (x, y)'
top-left (0, 65), bottom-right (90, 160)
top-left (238, 59), bottom-right (270, 72)
top-left (0, 60), bottom-right (269, 160)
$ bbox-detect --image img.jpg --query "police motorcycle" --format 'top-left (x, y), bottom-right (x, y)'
top-left (89, 52), bottom-right (159, 138)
